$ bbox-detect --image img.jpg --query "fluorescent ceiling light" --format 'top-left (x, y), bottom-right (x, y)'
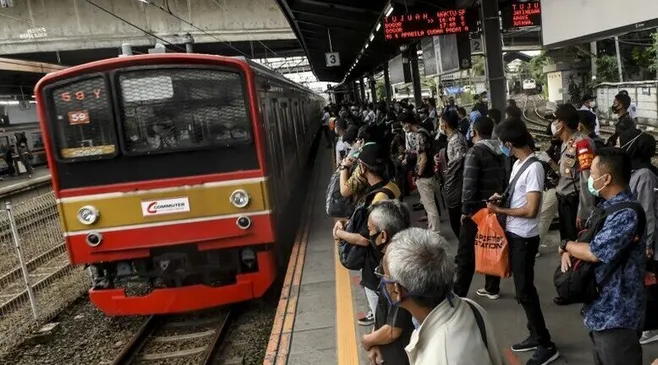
top-left (376, 22), bottom-right (381, 32)
top-left (385, 4), bottom-right (394, 17)
top-left (365, 42), bottom-right (370, 49)
top-left (369, 33), bottom-right (374, 41)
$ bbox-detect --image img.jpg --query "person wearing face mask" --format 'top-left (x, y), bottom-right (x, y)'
top-left (608, 93), bottom-right (636, 147)
top-left (579, 94), bottom-right (600, 136)
top-left (486, 118), bottom-right (560, 365)
top-left (438, 111), bottom-right (469, 238)
top-left (381, 228), bottom-right (504, 365)
top-left (558, 148), bottom-right (646, 365)
top-left (443, 96), bottom-right (458, 115)
top-left (619, 128), bottom-right (658, 345)
top-left (361, 200), bottom-right (413, 365)
top-left (334, 143), bottom-right (401, 327)
top-left (578, 110), bottom-right (606, 150)
top-left (453, 116), bottom-right (509, 298)
top-left (551, 105), bottom-right (596, 280)
top-left (401, 112), bottom-right (441, 232)
top-left (618, 90), bottom-right (639, 122)
top-left (418, 107), bottom-right (435, 134)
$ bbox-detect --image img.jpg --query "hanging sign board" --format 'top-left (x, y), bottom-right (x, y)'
top-left (388, 54), bottom-right (411, 85)
top-left (325, 52), bottom-right (340, 67)
top-left (470, 36), bottom-right (484, 55)
top-left (421, 37), bottom-right (438, 77)
top-left (501, 1), bottom-right (542, 30)
top-left (384, 9), bottom-right (474, 41)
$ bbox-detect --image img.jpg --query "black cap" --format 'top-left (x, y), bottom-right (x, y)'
top-left (578, 110), bottom-right (597, 131)
top-left (582, 94), bottom-right (596, 103)
top-left (358, 143), bottom-right (385, 167)
top-left (399, 112), bottom-right (419, 125)
top-left (615, 93), bottom-right (631, 109)
top-left (554, 104), bottom-right (580, 129)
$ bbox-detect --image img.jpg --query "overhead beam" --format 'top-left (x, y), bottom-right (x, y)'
top-left (297, 0), bottom-right (381, 14)
top-left (0, 58), bottom-right (67, 73)
top-left (292, 10), bottom-right (367, 26)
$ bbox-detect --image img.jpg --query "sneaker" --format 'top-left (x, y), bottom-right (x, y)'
top-left (640, 330), bottom-right (658, 345)
top-left (357, 312), bottom-right (374, 326)
top-left (476, 288), bottom-right (500, 300)
top-left (526, 345), bottom-right (559, 365)
top-left (511, 336), bottom-right (538, 352)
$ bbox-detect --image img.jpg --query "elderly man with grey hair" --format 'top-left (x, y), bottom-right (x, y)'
top-left (381, 228), bottom-right (504, 365)
top-left (361, 199), bottom-right (413, 365)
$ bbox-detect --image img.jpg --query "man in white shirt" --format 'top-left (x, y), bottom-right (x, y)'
top-left (381, 227), bottom-right (504, 365)
top-left (486, 118), bottom-right (560, 365)
top-left (579, 94), bottom-right (600, 136)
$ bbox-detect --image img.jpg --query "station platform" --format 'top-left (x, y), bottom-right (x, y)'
top-left (265, 146), bottom-right (658, 365)
top-left (0, 167), bottom-right (50, 199)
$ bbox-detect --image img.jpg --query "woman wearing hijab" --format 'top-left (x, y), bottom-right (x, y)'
top-left (619, 128), bottom-right (658, 345)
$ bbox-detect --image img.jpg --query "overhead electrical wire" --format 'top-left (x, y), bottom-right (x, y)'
top-left (84, 0), bottom-right (187, 53)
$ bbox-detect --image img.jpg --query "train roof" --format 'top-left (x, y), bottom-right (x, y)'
top-left (35, 53), bottom-right (322, 100)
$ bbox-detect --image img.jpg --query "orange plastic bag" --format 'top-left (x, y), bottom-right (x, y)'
top-left (472, 208), bottom-right (511, 278)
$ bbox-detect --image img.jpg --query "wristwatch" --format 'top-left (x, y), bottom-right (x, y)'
top-left (560, 239), bottom-right (569, 252)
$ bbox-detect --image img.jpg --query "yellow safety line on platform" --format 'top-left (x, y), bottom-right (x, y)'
top-left (335, 243), bottom-right (359, 364)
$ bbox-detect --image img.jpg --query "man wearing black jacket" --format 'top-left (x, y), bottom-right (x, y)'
top-left (453, 116), bottom-right (510, 298)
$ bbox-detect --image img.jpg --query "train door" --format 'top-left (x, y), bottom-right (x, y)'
top-left (259, 96), bottom-right (280, 216)
top-left (272, 99), bottom-right (290, 204)
top-left (288, 98), bottom-right (301, 173)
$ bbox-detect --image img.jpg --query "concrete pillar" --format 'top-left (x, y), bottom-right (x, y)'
top-left (590, 42), bottom-right (597, 82)
top-left (383, 64), bottom-right (392, 102)
top-left (480, 0), bottom-right (506, 112)
top-left (359, 80), bottom-right (366, 103)
top-left (369, 73), bottom-right (377, 104)
top-left (409, 43), bottom-right (423, 108)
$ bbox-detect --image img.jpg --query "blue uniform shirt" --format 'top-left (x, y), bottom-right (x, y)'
top-left (584, 191), bottom-right (646, 332)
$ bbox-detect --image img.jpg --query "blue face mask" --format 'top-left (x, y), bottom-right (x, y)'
top-left (380, 279), bottom-right (406, 307)
top-left (500, 144), bottom-right (512, 157)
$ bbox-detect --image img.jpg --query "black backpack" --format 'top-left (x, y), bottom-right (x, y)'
top-left (338, 185), bottom-right (395, 270)
top-left (553, 201), bottom-right (646, 305)
top-left (325, 166), bottom-right (357, 218)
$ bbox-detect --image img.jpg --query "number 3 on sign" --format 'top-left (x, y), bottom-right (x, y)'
top-left (325, 52), bottom-right (340, 67)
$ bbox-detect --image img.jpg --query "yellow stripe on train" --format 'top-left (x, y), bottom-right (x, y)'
top-left (59, 181), bottom-right (271, 232)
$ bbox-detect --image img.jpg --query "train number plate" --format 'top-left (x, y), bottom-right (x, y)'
top-left (141, 197), bottom-right (191, 217)
top-left (68, 110), bottom-right (90, 125)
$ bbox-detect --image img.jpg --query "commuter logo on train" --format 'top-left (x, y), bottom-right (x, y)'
top-left (141, 197), bottom-right (191, 216)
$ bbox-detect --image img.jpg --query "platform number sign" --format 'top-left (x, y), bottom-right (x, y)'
top-left (470, 37), bottom-right (483, 55)
top-left (325, 52), bottom-right (341, 67)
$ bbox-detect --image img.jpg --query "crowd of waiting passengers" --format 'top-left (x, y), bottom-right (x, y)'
top-left (321, 91), bottom-right (658, 365)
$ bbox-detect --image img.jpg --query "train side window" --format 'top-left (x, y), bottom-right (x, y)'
top-left (30, 132), bottom-right (44, 149)
top-left (271, 99), bottom-right (286, 178)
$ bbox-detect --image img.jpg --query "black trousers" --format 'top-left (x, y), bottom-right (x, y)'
top-left (589, 329), bottom-right (642, 365)
top-left (556, 193), bottom-right (579, 241)
top-left (453, 217), bottom-right (501, 297)
top-left (488, 232), bottom-right (552, 347)
top-left (447, 206), bottom-right (462, 239)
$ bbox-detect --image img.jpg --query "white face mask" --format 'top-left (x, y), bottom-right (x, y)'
top-left (589, 101), bottom-right (596, 108)
top-left (550, 121), bottom-right (562, 136)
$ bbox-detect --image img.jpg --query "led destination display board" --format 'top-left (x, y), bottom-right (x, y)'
top-left (384, 9), bottom-right (473, 41)
top-left (501, 1), bottom-right (542, 29)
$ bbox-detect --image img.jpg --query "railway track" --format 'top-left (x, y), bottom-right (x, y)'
top-left (110, 308), bottom-right (232, 365)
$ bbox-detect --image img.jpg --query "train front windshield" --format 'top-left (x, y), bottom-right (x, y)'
top-left (44, 66), bottom-right (259, 189)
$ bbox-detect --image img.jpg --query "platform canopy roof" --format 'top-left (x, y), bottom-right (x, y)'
top-left (276, 0), bottom-right (541, 83)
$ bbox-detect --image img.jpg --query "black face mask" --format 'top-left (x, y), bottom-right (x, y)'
top-left (369, 232), bottom-right (385, 250)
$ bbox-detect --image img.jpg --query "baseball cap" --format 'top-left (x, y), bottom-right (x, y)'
top-left (357, 143), bottom-right (384, 167)
top-left (581, 94), bottom-right (596, 103)
top-left (553, 104), bottom-right (580, 127)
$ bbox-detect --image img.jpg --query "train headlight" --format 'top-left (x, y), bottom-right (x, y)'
top-left (230, 189), bottom-right (250, 208)
top-left (77, 206), bottom-right (100, 225)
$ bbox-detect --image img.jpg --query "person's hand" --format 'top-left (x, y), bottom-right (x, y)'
top-left (651, 359), bottom-right (658, 365)
top-left (536, 151), bottom-right (551, 163)
top-left (367, 346), bottom-right (384, 365)
top-left (333, 220), bottom-right (345, 239)
top-left (434, 154), bottom-right (440, 164)
top-left (487, 202), bottom-right (501, 214)
top-left (342, 157), bottom-right (355, 168)
top-left (401, 159), bottom-right (407, 166)
top-left (561, 252), bottom-right (572, 273)
top-left (488, 193), bottom-right (502, 204)
top-left (576, 216), bottom-right (583, 230)
top-left (461, 214), bottom-right (468, 225)
top-left (647, 247), bottom-right (654, 259)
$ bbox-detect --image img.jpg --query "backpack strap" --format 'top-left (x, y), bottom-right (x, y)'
top-left (501, 156), bottom-right (538, 206)
top-left (597, 201), bottom-right (647, 288)
top-left (465, 300), bottom-right (488, 350)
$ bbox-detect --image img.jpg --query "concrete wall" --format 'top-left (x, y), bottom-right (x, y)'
top-left (4, 103), bottom-right (38, 124)
top-left (0, 0), bottom-right (294, 54)
top-left (596, 81), bottom-right (658, 128)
